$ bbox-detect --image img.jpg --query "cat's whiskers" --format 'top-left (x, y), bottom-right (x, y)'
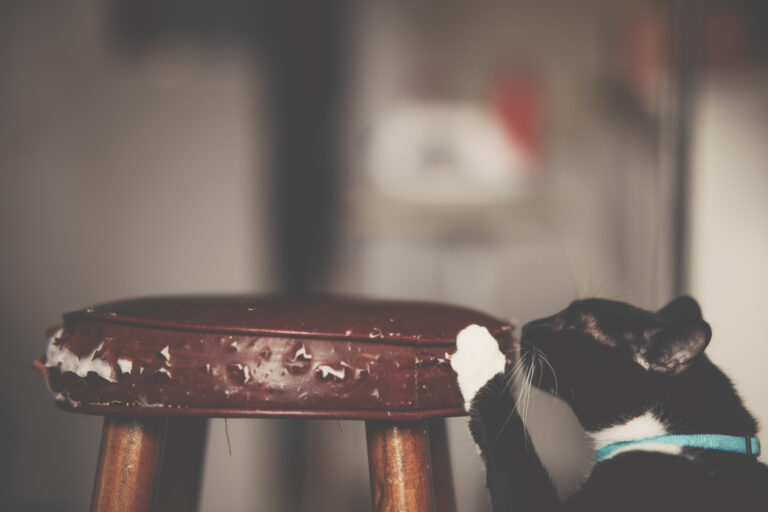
top-left (493, 343), bottom-right (550, 448)
top-left (535, 356), bottom-right (544, 407)
top-left (507, 358), bottom-right (527, 385)
top-left (523, 347), bottom-right (536, 420)
top-left (509, 362), bottom-right (530, 416)
top-left (538, 351), bottom-right (559, 397)
top-left (492, 356), bottom-right (531, 445)
top-left (521, 358), bottom-right (535, 425)
top-left (521, 361), bottom-right (536, 449)
top-left (502, 356), bottom-right (526, 392)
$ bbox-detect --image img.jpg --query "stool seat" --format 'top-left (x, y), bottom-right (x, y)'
top-left (41, 295), bottom-right (513, 420)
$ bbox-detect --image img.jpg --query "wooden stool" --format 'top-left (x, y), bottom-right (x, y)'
top-left (37, 296), bottom-right (513, 511)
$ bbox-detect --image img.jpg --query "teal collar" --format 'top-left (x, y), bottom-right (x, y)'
top-left (595, 434), bottom-right (761, 462)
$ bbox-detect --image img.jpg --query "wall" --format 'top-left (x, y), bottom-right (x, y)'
top-left (688, 76), bottom-right (768, 462)
top-left (0, 2), bottom-right (272, 509)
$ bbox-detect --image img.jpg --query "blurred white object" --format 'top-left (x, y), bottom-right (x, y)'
top-left (366, 101), bottom-right (533, 205)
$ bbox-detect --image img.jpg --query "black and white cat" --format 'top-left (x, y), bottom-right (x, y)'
top-left (451, 297), bottom-right (768, 511)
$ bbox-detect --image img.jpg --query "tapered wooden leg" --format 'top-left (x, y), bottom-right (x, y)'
top-left (428, 418), bottom-right (457, 512)
top-left (90, 417), bottom-right (168, 512)
top-left (366, 420), bottom-right (434, 512)
top-left (155, 418), bottom-right (208, 512)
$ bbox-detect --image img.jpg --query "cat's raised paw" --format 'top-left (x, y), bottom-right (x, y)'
top-left (451, 324), bottom-right (507, 411)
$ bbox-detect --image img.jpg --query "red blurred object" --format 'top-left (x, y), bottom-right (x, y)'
top-left (493, 73), bottom-right (543, 165)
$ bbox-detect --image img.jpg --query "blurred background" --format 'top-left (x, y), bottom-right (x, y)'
top-left (1, 0), bottom-right (767, 510)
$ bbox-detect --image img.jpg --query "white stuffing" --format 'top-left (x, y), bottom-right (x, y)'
top-left (316, 365), bottom-right (345, 380)
top-left (117, 358), bottom-right (133, 375)
top-left (45, 336), bottom-right (116, 383)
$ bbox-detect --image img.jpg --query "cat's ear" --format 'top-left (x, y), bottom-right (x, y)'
top-left (657, 296), bottom-right (703, 322)
top-left (641, 320), bottom-right (711, 375)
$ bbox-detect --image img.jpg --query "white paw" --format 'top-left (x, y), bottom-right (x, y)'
top-left (450, 324), bottom-right (507, 411)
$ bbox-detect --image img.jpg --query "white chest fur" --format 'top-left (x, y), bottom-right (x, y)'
top-left (589, 411), bottom-right (682, 459)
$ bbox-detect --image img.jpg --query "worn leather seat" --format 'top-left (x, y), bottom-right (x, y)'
top-left (42, 295), bottom-right (513, 419)
top-left (38, 295), bottom-right (514, 512)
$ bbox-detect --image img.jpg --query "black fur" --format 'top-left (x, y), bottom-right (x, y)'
top-left (469, 297), bottom-right (768, 511)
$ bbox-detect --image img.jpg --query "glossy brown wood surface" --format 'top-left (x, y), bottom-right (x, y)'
top-left (427, 418), bottom-right (457, 512)
top-left (90, 417), bottom-right (168, 512)
top-left (155, 418), bottom-right (208, 512)
top-left (366, 420), bottom-right (434, 512)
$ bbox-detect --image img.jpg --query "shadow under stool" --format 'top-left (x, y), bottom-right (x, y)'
top-left (37, 295), bottom-right (514, 511)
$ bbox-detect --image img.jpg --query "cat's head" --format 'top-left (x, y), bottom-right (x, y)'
top-left (519, 296), bottom-right (712, 431)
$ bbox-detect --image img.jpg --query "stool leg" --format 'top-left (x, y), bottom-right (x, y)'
top-left (428, 418), bottom-right (457, 512)
top-left (366, 420), bottom-right (434, 512)
top-left (90, 417), bottom-right (168, 512)
top-left (155, 418), bottom-right (208, 512)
